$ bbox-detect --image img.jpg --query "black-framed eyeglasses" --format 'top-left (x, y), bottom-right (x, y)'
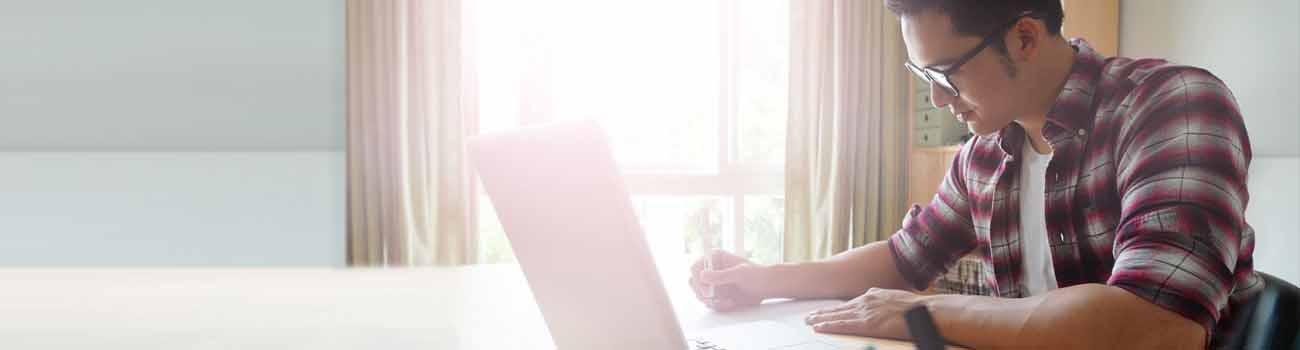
top-left (904, 12), bottom-right (1039, 97)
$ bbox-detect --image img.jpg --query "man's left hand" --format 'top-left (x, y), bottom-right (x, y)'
top-left (803, 287), bottom-right (929, 340)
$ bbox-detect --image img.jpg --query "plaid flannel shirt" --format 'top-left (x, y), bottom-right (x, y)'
top-left (888, 39), bottom-right (1260, 344)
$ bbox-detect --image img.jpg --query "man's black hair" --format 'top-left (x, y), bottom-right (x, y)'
top-left (885, 0), bottom-right (1065, 56)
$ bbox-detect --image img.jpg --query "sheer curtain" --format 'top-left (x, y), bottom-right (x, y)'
top-left (783, 0), bottom-right (909, 262)
top-left (345, 0), bottom-right (474, 266)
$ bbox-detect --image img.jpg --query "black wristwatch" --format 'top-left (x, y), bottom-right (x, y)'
top-left (904, 304), bottom-right (947, 350)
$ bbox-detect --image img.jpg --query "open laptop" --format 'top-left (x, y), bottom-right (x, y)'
top-left (468, 120), bottom-right (848, 350)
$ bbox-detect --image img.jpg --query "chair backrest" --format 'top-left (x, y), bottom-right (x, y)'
top-left (1227, 272), bottom-right (1300, 350)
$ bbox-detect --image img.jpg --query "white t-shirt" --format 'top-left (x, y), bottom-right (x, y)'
top-left (1019, 140), bottom-right (1059, 296)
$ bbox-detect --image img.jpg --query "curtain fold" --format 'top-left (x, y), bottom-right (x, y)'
top-left (783, 0), bottom-right (909, 262)
top-left (346, 0), bottom-right (473, 266)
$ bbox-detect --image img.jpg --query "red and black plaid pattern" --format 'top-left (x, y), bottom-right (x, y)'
top-left (888, 39), bottom-right (1260, 342)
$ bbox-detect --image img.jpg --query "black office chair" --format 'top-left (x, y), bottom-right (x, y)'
top-left (1220, 272), bottom-right (1300, 350)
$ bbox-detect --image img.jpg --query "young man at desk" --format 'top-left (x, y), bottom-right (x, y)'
top-left (689, 0), bottom-right (1258, 348)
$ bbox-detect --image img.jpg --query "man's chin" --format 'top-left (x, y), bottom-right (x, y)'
top-left (967, 120), bottom-right (1012, 137)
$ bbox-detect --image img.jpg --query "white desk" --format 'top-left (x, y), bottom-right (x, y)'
top-left (0, 265), bottom-right (918, 349)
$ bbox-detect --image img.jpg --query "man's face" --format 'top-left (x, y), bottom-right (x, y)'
top-left (901, 11), bottom-right (1023, 136)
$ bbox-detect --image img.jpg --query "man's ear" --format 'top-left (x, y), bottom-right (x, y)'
top-left (1006, 18), bottom-right (1043, 62)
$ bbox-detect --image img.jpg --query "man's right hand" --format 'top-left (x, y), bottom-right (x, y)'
top-left (688, 250), bottom-right (769, 312)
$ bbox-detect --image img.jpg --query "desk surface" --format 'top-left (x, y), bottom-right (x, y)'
top-left (0, 265), bottom-right (919, 349)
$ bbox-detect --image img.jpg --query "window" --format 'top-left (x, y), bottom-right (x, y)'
top-left (467, 0), bottom-right (788, 266)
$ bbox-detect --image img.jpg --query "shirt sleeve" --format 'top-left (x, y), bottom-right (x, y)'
top-left (888, 144), bottom-right (980, 290)
top-left (1109, 67), bottom-right (1253, 337)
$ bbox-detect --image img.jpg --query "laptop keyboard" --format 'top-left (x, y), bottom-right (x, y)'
top-left (687, 338), bottom-right (728, 350)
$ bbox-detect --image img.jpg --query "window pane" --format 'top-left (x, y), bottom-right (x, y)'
top-left (743, 195), bottom-right (784, 264)
top-left (545, 1), bottom-right (720, 171)
top-left (475, 192), bottom-right (742, 266)
top-left (632, 195), bottom-right (730, 268)
top-left (467, 0), bottom-right (523, 134)
top-left (735, 0), bottom-right (788, 166)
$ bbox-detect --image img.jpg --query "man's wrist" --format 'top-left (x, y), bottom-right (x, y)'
top-left (750, 263), bottom-right (778, 300)
top-left (753, 262), bottom-right (803, 300)
top-left (916, 293), bottom-right (969, 344)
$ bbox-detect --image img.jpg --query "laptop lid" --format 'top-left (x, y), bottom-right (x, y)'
top-left (467, 120), bottom-right (687, 349)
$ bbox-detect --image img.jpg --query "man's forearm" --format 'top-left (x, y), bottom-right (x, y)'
top-left (924, 284), bottom-right (1206, 349)
top-left (759, 241), bottom-right (914, 300)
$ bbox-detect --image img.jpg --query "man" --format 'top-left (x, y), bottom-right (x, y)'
top-left (688, 0), bottom-right (1259, 348)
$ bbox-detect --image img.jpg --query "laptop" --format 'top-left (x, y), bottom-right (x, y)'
top-left (468, 120), bottom-right (848, 350)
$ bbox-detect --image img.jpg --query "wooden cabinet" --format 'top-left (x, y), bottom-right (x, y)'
top-left (906, 72), bottom-right (963, 208)
top-left (906, 146), bottom-right (959, 206)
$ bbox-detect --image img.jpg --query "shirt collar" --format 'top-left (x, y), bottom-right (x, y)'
top-left (995, 38), bottom-right (1105, 158)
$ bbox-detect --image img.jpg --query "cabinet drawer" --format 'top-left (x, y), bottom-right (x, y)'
top-left (914, 125), bottom-right (971, 148)
top-left (914, 108), bottom-right (946, 129)
top-left (913, 87), bottom-right (934, 110)
top-left (914, 127), bottom-right (944, 147)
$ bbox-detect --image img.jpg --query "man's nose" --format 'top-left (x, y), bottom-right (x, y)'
top-left (929, 80), bottom-right (954, 109)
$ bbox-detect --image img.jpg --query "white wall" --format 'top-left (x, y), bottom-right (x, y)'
top-left (1119, 0), bottom-right (1299, 157)
top-left (0, 0), bottom-right (344, 151)
top-left (0, 1), bottom-right (345, 266)
top-left (0, 152), bottom-right (345, 266)
top-left (1245, 157), bottom-right (1300, 284)
top-left (1120, 0), bottom-right (1300, 283)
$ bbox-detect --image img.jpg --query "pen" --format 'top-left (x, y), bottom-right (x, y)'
top-left (703, 252), bottom-right (716, 301)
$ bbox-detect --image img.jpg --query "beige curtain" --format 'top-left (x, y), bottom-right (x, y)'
top-left (783, 0), bottom-right (909, 262)
top-left (346, 0), bottom-right (474, 266)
